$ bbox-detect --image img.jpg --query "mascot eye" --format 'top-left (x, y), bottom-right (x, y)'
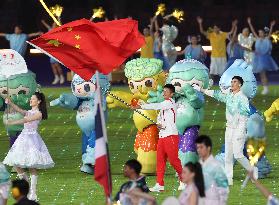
top-left (129, 82), bottom-right (134, 89)
top-left (174, 82), bottom-right (181, 87)
top-left (145, 80), bottom-right (153, 87)
top-left (2, 90), bottom-right (7, 94)
top-left (18, 90), bottom-right (26, 94)
top-left (84, 84), bottom-right (91, 92)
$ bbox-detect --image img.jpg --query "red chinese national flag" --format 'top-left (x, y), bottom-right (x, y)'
top-left (28, 18), bottom-right (144, 80)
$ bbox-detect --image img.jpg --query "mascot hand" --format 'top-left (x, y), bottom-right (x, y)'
top-left (182, 83), bottom-right (196, 95)
top-left (147, 85), bottom-right (164, 103)
top-left (50, 94), bottom-right (78, 109)
top-left (11, 94), bottom-right (30, 110)
top-left (264, 98), bottom-right (279, 122)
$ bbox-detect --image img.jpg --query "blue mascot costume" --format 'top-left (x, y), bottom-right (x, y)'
top-left (50, 73), bottom-right (110, 174)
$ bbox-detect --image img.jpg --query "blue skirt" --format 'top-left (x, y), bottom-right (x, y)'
top-left (253, 53), bottom-right (279, 73)
top-left (154, 52), bottom-right (170, 71)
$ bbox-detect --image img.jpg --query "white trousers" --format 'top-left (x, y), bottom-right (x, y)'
top-left (225, 126), bottom-right (252, 180)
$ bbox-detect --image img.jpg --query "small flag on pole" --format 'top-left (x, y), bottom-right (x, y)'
top-left (94, 72), bottom-right (112, 200)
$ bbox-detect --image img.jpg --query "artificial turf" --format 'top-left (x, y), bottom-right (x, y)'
top-left (0, 85), bottom-right (278, 205)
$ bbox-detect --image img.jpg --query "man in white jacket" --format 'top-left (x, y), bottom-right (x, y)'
top-left (193, 76), bottom-right (258, 185)
top-left (132, 84), bottom-right (184, 192)
top-left (196, 135), bottom-right (229, 205)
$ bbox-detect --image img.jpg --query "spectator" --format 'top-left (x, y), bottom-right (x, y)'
top-left (11, 179), bottom-right (39, 205)
top-left (195, 135), bottom-right (229, 205)
top-left (0, 25), bottom-right (42, 57)
top-left (114, 159), bottom-right (149, 204)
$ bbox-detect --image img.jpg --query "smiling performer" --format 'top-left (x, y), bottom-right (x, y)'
top-left (193, 75), bottom-right (258, 185)
top-left (132, 84), bottom-right (184, 192)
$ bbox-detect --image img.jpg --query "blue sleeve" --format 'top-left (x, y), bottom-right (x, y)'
top-left (213, 90), bottom-right (228, 103)
top-left (214, 165), bottom-right (229, 188)
top-left (5, 34), bottom-right (12, 41)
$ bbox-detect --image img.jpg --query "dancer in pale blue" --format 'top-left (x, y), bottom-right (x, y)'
top-left (178, 35), bottom-right (206, 63)
top-left (151, 16), bottom-right (170, 71)
top-left (3, 92), bottom-right (54, 201)
top-left (0, 25), bottom-right (41, 57)
top-left (247, 17), bottom-right (278, 95)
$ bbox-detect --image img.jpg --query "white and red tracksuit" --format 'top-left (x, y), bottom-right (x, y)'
top-left (141, 98), bottom-right (182, 186)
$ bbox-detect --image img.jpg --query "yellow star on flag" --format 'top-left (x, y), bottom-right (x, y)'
top-left (75, 34), bottom-right (81, 40)
top-left (67, 27), bottom-right (73, 32)
top-left (75, 44), bottom-right (80, 49)
top-left (47, 39), bottom-right (62, 47)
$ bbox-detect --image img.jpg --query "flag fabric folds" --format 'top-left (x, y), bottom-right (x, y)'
top-left (28, 18), bottom-right (145, 80)
top-left (94, 73), bottom-right (112, 198)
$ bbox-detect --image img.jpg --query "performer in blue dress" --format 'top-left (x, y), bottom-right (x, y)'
top-left (247, 17), bottom-right (278, 95)
top-left (178, 35), bottom-right (206, 63)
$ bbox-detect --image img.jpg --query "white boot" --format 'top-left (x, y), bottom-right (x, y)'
top-left (18, 172), bottom-right (29, 183)
top-left (59, 74), bottom-right (65, 84)
top-left (28, 175), bottom-right (38, 201)
top-left (52, 75), bottom-right (60, 85)
top-left (261, 86), bottom-right (269, 95)
top-left (149, 183), bottom-right (164, 192)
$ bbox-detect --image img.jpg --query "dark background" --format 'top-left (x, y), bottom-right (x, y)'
top-left (0, 0), bottom-right (278, 84)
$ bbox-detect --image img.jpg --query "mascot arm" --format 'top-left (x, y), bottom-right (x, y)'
top-left (11, 94), bottom-right (31, 110)
top-left (106, 91), bottom-right (133, 108)
top-left (264, 98), bottom-right (279, 122)
top-left (147, 85), bottom-right (164, 103)
top-left (50, 93), bottom-right (79, 109)
top-left (182, 84), bottom-right (204, 109)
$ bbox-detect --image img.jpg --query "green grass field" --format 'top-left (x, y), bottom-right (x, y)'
top-left (0, 85), bottom-right (278, 205)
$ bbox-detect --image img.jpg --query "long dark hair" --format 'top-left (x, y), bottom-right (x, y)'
top-left (34, 92), bottom-right (48, 120)
top-left (185, 162), bottom-right (205, 197)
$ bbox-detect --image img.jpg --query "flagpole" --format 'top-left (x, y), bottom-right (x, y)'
top-left (96, 71), bottom-right (112, 203)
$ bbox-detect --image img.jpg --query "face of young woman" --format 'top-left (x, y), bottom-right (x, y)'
top-left (182, 167), bottom-right (195, 184)
top-left (29, 95), bottom-right (40, 107)
top-left (242, 28), bottom-right (249, 37)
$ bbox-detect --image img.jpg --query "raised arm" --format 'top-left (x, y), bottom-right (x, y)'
top-left (268, 20), bottom-right (276, 38)
top-left (41, 20), bottom-right (52, 30)
top-left (28, 32), bottom-right (43, 38)
top-left (247, 17), bottom-right (259, 38)
top-left (4, 98), bottom-right (27, 115)
top-left (0, 33), bottom-right (6, 37)
top-left (150, 17), bottom-right (155, 38)
top-left (6, 112), bottom-right (42, 125)
top-left (227, 19), bottom-right (238, 37)
top-left (196, 16), bottom-right (208, 37)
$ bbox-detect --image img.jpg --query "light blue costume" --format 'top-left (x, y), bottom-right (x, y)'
top-left (0, 162), bottom-right (10, 203)
top-left (153, 38), bottom-right (170, 70)
top-left (5, 34), bottom-right (28, 56)
top-left (50, 73), bottom-right (110, 174)
top-left (253, 38), bottom-right (278, 73)
top-left (215, 59), bottom-right (271, 179)
top-left (184, 45), bottom-right (206, 63)
top-left (203, 60), bottom-right (256, 185)
top-left (199, 155), bottom-right (228, 205)
top-left (161, 24), bottom-right (178, 67)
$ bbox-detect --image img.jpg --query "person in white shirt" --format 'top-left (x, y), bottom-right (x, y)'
top-left (195, 135), bottom-right (229, 205)
top-left (193, 76), bottom-right (258, 185)
top-left (132, 84), bottom-right (183, 192)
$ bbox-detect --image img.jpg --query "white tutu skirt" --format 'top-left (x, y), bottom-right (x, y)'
top-left (3, 129), bottom-right (54, 169)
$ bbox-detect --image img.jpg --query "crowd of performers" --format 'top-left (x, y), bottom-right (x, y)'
top-left (0, 13), bottom-right (278, 205)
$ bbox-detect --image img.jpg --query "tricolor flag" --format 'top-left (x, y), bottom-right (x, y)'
top-left (94, 72), bottom-right (112, 199)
